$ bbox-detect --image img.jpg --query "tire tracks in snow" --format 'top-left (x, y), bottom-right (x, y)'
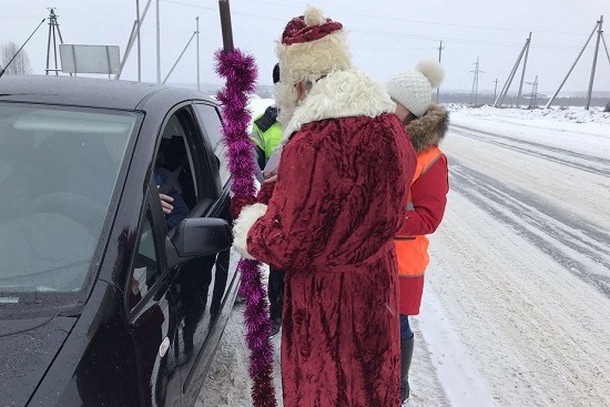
top-left (450, 124), bottom-right (610, 177)
top-left (449, 160), bottom-right (610, 298)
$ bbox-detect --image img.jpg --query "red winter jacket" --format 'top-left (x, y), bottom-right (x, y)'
top-left (396, 103), bottom-right (449, 315)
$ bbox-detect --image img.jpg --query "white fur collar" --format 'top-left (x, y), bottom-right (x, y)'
top-left (283, 69), bottom-right (396, 142)
top-left (233, 203), bottom-right (267, 260)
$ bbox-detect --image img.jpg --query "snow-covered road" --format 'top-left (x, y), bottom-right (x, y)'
top-left (422, 111), bottom-right (610, 407)
top-left (198, 107), bottom-right (610, 407)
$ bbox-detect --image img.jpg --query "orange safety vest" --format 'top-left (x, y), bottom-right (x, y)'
top-left (395, 146), bottom-right (445, 278)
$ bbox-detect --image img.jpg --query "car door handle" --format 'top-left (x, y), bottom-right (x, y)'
top-left (159, 336), bottom-right (170, 358)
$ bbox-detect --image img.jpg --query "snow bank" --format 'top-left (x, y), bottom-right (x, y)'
top-left (447, 104), bottom-right (610, 157)
top-left (446, 104), bottom-right (610, 125)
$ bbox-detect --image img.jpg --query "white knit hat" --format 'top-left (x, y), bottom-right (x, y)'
top-left (387, 60), bottom-right (444, 117)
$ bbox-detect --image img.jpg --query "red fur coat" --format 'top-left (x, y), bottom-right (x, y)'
top-left (234, 69), bottom-right (416, 406)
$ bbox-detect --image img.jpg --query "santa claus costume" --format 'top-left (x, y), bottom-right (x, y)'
top-left (233, 7), bottom-right (416, 406)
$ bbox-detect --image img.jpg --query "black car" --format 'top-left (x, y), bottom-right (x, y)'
top-left (0, 76), bottom-right (239, 406)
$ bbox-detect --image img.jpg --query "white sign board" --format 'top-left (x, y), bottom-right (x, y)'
top-left (60, 44), bottom-right (121, 74)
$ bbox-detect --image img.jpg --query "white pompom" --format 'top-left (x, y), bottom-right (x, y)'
top-left (416, 60), bottom-right (444, 88)
top-left (304, 6), bottom-right (326, 26)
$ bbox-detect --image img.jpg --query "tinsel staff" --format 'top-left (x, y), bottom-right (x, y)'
top-left (214, 1), bottom-right (277, 406)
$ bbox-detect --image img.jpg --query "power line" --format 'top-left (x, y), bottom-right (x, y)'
top-left (247, 0), bottom-right (588, 36)
top-left (160, 0), bottom-right (215, 11)
top-left (0, 15), bottom-right (34, 20)
top-left (158, 0), bottom-right (584, 51)
top-left (352, 27), bottom-right (581, 50)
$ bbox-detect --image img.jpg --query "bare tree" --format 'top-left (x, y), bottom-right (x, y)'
top-left (1, 42), bottom-right (32, 75)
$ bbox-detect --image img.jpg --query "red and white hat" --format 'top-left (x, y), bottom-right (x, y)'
top-left (276, 6), bottom-right (352, 85)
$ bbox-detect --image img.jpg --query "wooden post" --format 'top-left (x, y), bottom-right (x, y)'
top-left (585, 16), bottom-right (603, 111)
top-left (219, 0), bottom-right (234, 52)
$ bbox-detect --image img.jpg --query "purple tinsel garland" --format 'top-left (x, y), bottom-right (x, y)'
top-left (214, 48), bottom-right (277, 407)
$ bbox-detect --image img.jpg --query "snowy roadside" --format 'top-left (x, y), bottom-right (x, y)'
top-left (447, 104), bottom-right (610, 125)
top-left (199, 106), bottom-right (610, 406)
top-left (449, 106), bottom-right (610, 155)
top-left (424, 111), bottom-right (610, 406)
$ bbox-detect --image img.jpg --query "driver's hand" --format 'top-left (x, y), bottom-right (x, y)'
top-left (263, 170), bottom-right (278, 184)
top-left (264, 173), bottom-right (277, 184)
top-left (159, 193), bottom-right (174, 214)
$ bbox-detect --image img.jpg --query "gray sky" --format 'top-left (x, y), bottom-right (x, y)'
top-left (2, 0), bottom-right (610, 94)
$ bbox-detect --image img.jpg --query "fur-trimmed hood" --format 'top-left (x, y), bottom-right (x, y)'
top-left (283, 68), bottom-right (396, 141)
top-left (405, 103), bottom-right (449, 153)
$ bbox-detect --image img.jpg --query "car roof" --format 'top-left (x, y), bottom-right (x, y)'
top-left (0, 75), bottom-right (216, 111)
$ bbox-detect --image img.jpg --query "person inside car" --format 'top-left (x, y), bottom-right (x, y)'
top-left (101, 132), bottom-right (187, 230)
top-left (154, 167), bottom-right (189, 230)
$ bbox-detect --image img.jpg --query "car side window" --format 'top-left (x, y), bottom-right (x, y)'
top-left (194, 104), bottom-right (230, 187)
top-left (128, 208), bottom-right (160, 311)
top-left (156, 111), bottom-right (199, 211)
top-left (193, 104), bottom-right (222, 148)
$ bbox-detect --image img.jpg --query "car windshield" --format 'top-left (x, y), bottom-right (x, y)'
top-left (0, 103), bottom-right (138, 300)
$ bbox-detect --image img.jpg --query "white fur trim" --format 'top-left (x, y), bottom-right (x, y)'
top-left (283, 69), bottom-right (396, 141)
top-left (233, 203), bottom-right (267, 260)
top-left (304, 6), bottom-right (326, 26)
top-left (276, 30), bottom-right (352, 85)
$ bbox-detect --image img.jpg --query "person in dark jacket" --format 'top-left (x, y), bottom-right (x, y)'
top-left (249, 64), bottom-right (285, 337)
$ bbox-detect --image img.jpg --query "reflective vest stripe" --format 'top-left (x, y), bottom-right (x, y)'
top-left (251, 127), bottom-right (265, 150)
top-left (395, 146), bottom-right (444, 277)
top-left (250, 113), bottom-right (283, 159)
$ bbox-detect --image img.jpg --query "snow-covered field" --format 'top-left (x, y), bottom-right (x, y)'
top-left (197, 105), bottom-right (610, 406)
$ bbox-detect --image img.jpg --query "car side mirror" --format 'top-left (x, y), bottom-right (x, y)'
top-left (166, 218), bottom-right (232, 268)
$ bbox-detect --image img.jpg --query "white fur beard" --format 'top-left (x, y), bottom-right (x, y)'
top-left (275, 81), bottom-right (298, 129)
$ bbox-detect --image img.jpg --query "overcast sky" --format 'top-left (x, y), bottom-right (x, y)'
top-left (2, 0), bottom-right (609, 94)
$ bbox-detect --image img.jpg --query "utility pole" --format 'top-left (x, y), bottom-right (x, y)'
top-left (602, 32), bottom-right (610, 66)
top-left (526, 75), bottom-right (539, 109)
top-left (136, 0), bottom-right (141, 82)
top-left (516, 32), bottom-right (532, 108)
top-left (436, 40), bottom-right (443, 103)
top-left (163, 29), bottom-right (197, 84)
top-left (0, 18), bottom-right (46, 78)
top-left (45, 8), bottom-right (67, 76)
top-left (545, 17), bottom-right (602, 109)
top-left (494, 33), bottom-right (531, 108)
top-left (586, 15), bottom-right (603, 110)
top-left (116, 0), bottom-right (152, 80)
top-left (196, 16), bottom-right (200, 91)
top-left (494, 45), bottom-right (525, 107)
top-left (469, 57), bottom-right (482, 106)
top-left (493, 78), bottom-right (499, 100)
top-left (156, 0), bottom-right (161, 84)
